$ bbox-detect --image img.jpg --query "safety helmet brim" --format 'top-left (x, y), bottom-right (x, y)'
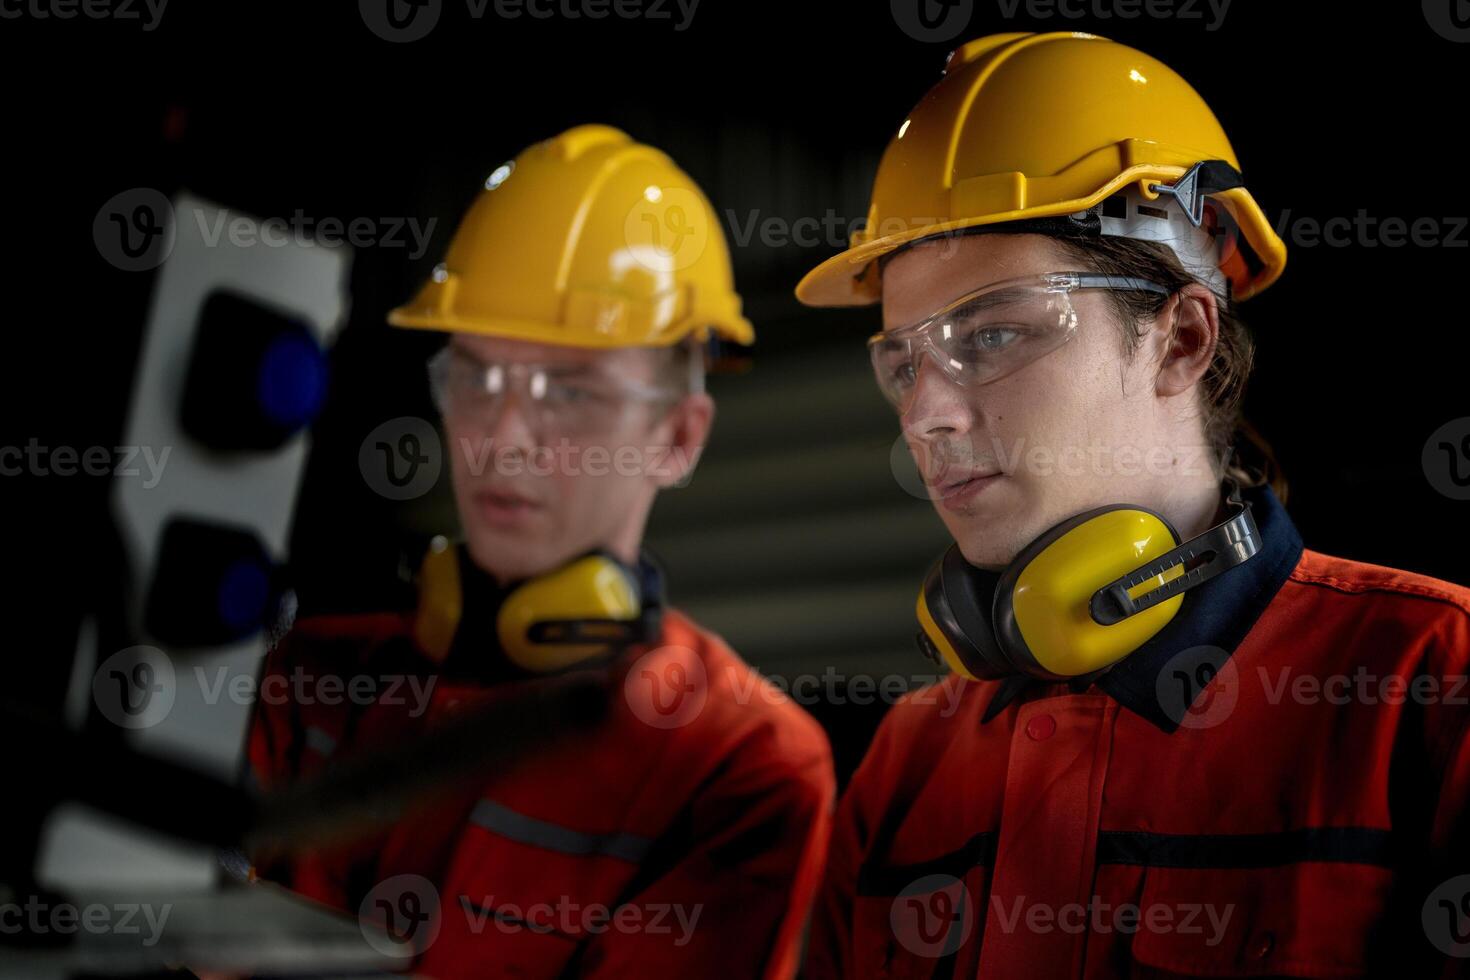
top-left (796, 168), bottom-right (1286, 308)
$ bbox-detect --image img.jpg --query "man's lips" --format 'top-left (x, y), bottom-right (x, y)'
top-left (933, 469), bottom-right (1002, 494)
top-left (473, 488), bottom-right (544, 525)
top-left (931, 470), bottom-right (1004, 507)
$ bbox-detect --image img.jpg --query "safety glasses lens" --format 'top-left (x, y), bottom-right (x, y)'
top-left (869, 287), bottom-right (1077, 410)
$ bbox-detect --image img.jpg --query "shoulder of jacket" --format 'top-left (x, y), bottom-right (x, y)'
top-left (1288, 549), bottom-right (1470, 620)
top-left (656, 607), bottom-right (834, 775)
top-left (1287, 550), bottom-right (1470, 677)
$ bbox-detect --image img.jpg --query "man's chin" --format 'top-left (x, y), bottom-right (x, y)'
top-left (463, 535), bottom-right (564, 587)
top-left (954, 543), bottom-right (1016, 572)
top-left (941, 510), bottom-right (1034, 571)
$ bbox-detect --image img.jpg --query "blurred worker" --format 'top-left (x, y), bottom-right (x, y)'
top-left (795, 33), bottom-right (1470, 978)
top-left (247, 125), bottom-right (834, 979)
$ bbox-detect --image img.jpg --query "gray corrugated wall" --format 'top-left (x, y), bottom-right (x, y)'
top-left (645, 340), bottom-right (954, 682)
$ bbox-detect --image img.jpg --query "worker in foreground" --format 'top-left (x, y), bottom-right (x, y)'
top-left (246, 124), bottom-right (834, 978)
top-left (796, 33), bottom-right (1470, 978)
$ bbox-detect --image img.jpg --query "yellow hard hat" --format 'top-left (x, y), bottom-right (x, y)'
top-left (796, 32), bottom-right (1287, 307)
top-left (390, 124), bottom-right (753, 348)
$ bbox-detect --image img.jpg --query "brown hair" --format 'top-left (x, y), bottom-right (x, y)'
top-left (1048, 235), bottom-right (1287, 503)
top-left (654, 335), bottom-right (704, 396)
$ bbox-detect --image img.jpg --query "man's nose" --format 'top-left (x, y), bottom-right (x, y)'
top-left (901, 355), bottom-right (974, 442)
top-left (485, 388), bottom-right (540, 453)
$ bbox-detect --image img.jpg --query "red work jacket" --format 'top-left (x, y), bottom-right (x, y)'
top-left (808, 486), bottom-right (1470, 979)
top-left (248, 605), bottom-right (834, 978)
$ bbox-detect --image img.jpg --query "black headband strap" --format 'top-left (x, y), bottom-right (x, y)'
top-left (1089, 479), bottom-right (1261, 627)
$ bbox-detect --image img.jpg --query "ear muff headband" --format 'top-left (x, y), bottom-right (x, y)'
top-left (1087, 498), bottom-right (1260, 626)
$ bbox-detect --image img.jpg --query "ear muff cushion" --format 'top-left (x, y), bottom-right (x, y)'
top-left (926, 544), bottom-right (1012, 680)
top-left (412, 540), bottom-right (464, 662)
top-left (995, 505), bottom-right (1183, 680)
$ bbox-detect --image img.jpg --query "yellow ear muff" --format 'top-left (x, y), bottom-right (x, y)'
top-left (917, 485), bottom-right (1261, 681)
top-left (915, 587), bottom-right (975, 680)
top-left (916, 547), bottom-right (1013, 681)
top-left (995, 507), bottom-right (1184, 679)
top-left (496, 554), bottom-right (643, 673)
top-left (413, 537), bottom-right (463, 663)
top-left (413, 543), bottom-right (650, 673)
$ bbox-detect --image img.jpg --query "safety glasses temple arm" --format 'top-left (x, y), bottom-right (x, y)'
top-left (1074, 275), bottom-right (1171, 295)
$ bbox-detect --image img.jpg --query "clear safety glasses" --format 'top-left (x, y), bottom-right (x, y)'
top-left (868, 272), bottom-right (1170, 413)
top-left (427, 346), bottom-right (678, 438)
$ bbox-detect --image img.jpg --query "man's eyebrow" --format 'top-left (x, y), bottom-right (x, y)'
top-left (541, 363), bottom-right (606, 379)
top-left (447, 343), bottom-right (489, 363)
top-left (889, 283), bottom-right (1033, 332)
top-left (947, 286), bottom-right (1030, 313)
top-left (444, 349), bottom-right (602, 376)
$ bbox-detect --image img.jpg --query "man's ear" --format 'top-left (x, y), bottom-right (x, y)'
top-left (1154, 283), bottom-right (1220, 398)
top-left (652, 392), bottom-right (714, 489)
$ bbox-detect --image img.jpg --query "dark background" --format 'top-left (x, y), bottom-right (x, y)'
top-left (6, 0), bottom-right (1470, 786)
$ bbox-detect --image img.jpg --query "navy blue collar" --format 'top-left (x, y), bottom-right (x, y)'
top-left (981, 483), bottom-right (1304, 733)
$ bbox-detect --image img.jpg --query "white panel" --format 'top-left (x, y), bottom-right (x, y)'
top-left (108, 191), bottom-right (350, 775)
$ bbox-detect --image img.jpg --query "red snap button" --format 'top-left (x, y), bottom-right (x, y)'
top-left (1250, 931), bottom-right (1274, 958)
top-left (1025, 714), bottom-right (1056, 741)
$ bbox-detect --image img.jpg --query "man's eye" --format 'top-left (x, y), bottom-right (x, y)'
top-left (961, 325), bottom-right (1022, 355)
top-left (545, 382), bottom-right (600, 404)
top-left (450, 365), bottom-right (492, 394)
top-left (875, 353), bottom-right (915, 389)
